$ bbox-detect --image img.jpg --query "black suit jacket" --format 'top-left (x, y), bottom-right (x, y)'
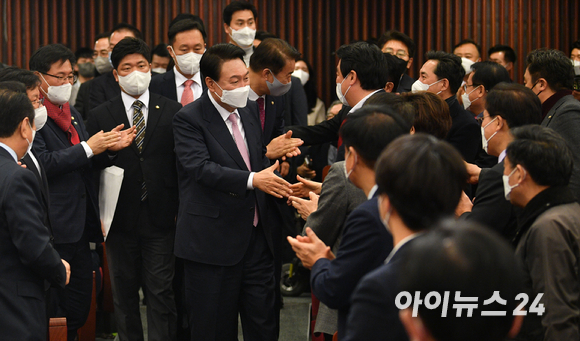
top-left (283, 76), bottom-right (308, 127)
top-left (173, 92), bottom-right (273, 266)
top-left (0, 148), bottom-right (66, 341)
top-left (74, 78), bottom-right (93, 122)
top-left (33, 105), bottom-right (103, 244)
top-left (20, 152), bottom-right (52, 236)
top-left (261, 94), bottom-right (285, 145)
top-left (445, 96), bottom-right (480, 164)
top-left (396, 73), bottom-right (415, 93)
top-left (149, 68), bottom-right (208, 103)
top-left (86, 93), bottom-right (182, 232)
top-left (89, 71), bottom-right (120, 111)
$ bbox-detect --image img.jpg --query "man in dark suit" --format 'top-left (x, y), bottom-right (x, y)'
top-left (524, 48), bottom-right (580, 200)
top-left (87, 37), bottom-right (181, 341)
top-left (30, 44), bottom-right (134, 341)
top-left (378, 30), bottom-right (417, 93)
top-left (0, 89), bottom-right (69, 341)
top-left (288, 106), bottom-right (410, 339)
top-left (341, 134), bottom-right (468, 341)
top-left (457, 84), bottom-right (542, 240)
top-left (173, 43), bottom-right (292, 340)
top-left (150, 19), bottom-right (207, 105)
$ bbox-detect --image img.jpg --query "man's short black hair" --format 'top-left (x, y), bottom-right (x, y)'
top-left (399, 220), bottom-right (523, 341)
top-left (0, 81), bottom-right (27, 94)
top-left (377, 30), bottom-right (416, 58)
top-left (506, 125), bottom-right (573, 187)
top-left (255, 30), bottom-right (277, 42)
top-left (340, 105), bottom-right (409, 169)
top-left (486, 83), bottom-right (542, 128)
top-left (75, 47), bottom-right (94, 61)
top-left (0, 67), bottom-right (41, 90)
top-left (453, 38), bottom-right (482, 56)
top-left (95, 32), bottom-right (110, 42)
top-left (111, 22), bottom-right (142, 40)
top-left (471, 61), bottom-right (511, 91)
top-left (169, 14), bottom-right (205, 31)
top-left (223, 1), bottom-right (258, 25)
top-left (526, 48), bottom-right (575, 91)
top-left (111, 37), bottom-right (151, 70)
top-left (383, 53), bottom-right (407, 91)
top-left (426, 50), bottom-right (465, 94)
top-left (337, 42), bottom-right (389, 91)
top-left (249, 38), bottom-right (300, 75)
top-left (0, 89), bottom-right (34, 138)
top-left (399, 92), bottom-right (452, 140)
top-left (488, 44), bottom-right (517, 63)
top-left (168, 19), bottom-right (207, 45)
top-left (151, 43), bottom-right (170, 58)
top-left (364, 92), bottom-right (411, 127)
top-left (376, 134), bottom-right (467, 231)
top-left (29, 44), bottom-right (76, 74)
top-left (200, 43), bottom-right (246, 83)
top-left (571, 40), bottom-right (580, 52)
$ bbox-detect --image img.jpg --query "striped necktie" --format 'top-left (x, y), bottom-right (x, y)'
top-left (132, 100), bottom-right (148, 201)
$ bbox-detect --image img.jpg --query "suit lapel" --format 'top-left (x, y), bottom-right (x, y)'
top-left (107, 97), bottom-right (139, 155)
top-left (142, 94), bottom-right (163, 151)
top-left (45, 118), bottom-right (72, 147)
top-left (165, 70), bottom-right (178, 101)
top-left (264, 95), bottom-right (276, 140)
top-left (239, 106), bottom-right (261, 171)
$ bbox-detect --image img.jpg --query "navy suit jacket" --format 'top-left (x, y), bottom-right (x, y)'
top-left (173, 92), bottom-right (273, 266)
top-left (445, 96), bottom-right (480, 164)
top-left (0, 148), bottom-right (66, 341)
top-left (32, 105), bottom-right (103, 244)
top-left (342, 237), bottom-right (418, 341)
top-left (310, 196), bottom-right (394, 339)
top-left (283, 76), bottom-right (308, 127)
top-left (261, 94), bottom-right (285, 145)
top-left (86, 93), bottom-right (182, 232)
top-left (149, 68), bottom-right (208, 103)
top-left (20, 152), bottom-right (52, 236)
top-left (397, 73), bottom-right (415, 93)
top-left (89, 71), bottom-right (120, 110)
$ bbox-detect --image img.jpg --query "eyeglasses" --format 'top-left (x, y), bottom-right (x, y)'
top-left (384, 48), bottom-right (409, 59)
top-left (463, 83), bottom-right (478, 93)
top-left (31, 98), bottom-right (43, 106)
top-left (477, 115), bottom-right (491, 126)
top-left (42, 72), bottom-right (77, 84)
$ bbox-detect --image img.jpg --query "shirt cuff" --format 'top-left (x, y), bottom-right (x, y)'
top-left (247, 172), bottom-right (255, 190)
top-left (80, 141), bottom-right (94, 158)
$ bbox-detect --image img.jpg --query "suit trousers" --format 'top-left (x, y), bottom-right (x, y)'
top-left (183, 224), bottom-right (277, 341)
top-left (105, 201), bottom-right (177, 341)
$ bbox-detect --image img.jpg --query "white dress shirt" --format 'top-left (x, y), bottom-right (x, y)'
top-left (121, 90), bottom-right (150, 127)
top-left (348, 89), bottom-right (382, 114)
top-left (174, 66), bottom-right (202, 103)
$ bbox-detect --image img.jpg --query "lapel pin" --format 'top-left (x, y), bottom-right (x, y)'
top-left (271, 101), bottom-right (274, 105)
top-left (71, 116), bottom-right (75, 120)
top-left (155, 105), bottom-right (160, 109)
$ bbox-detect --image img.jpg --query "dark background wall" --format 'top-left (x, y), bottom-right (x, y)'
top-left (1, 0), bottom-right (579, 106)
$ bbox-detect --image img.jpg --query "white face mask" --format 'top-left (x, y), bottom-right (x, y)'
top-left (411, 78), bottom-right (443, 93)
top-left (94, 56), bottom-right (113, 74)
top-left (118, 70), bottom-right (151, 96)
top-left (170, 46), bottom-right (204, 76)
top-left (40, 74), bottom-right (72, 105)
top-left (152, 67), bottom-right (167, 74)
top-left (461, 85), bottom-right (480, 110)
top-left (292, 69), bottom-right (310, 86)
top-left (266, 69), bottom-right (292, 96)
top-left (213, 81), bottom-right (250, 108)
top-left (461, 57), bottom-right (475, 75)
top-left (230, 26), bottom-right (256, 47)
top-left (26, 121), bottom-right (36, 157)
top-left (378, 197), bottom-right (393, 233)
top-left (503, 167), bottom-right (520, 201)
top-left (481, 116), bottom-right (498, 154)
top-left (336, 72), bottom-right (352, 106)
top-left (345, 150), bottom-right (357, 180)
top-left (34, 106), bottom-right (48, 131)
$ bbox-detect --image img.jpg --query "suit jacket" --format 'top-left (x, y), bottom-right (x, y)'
top-left (445, 96), bottom-right (480, 164)
top-left (342, 238), bottom-right (417, 341)
top-left (541, 94), bottom-right (580, 201)
top-left (89, 71), bottom-right (120, 111)
top-left (149, 68), bottom-right (208, 103)
top-left (283, 76), bottom-right (308, 127)
top-left (74, 78), bottom-right (93, 122)
top-left (460, 161), bottom-right (520, 240)
top-left (289, 104), bottom-right (351, 147)
top-left (173, 92), bottom-right (273, 266)
top-left (261, 94), bottom-right (285, 145)
top-left (20, 152), bottom-right (52, 236)
top-left (397, 73), bottom-right (415, 93)
top-left (86, 93), bottom-right (182, 232)
top-left (310, 196), bottom-right (394, 339)
top-left (0, 148), bottom-right (66, 341)
top-left (32, 105), bottom-right (103, 244)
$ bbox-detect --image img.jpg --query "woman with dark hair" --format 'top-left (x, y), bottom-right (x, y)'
top-left (293, 58), bottom-right (325, 125)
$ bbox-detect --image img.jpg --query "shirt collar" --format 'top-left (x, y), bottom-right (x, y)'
top-left (498, 149), bottom-right (507, 163)
top-left (384, 232), bottom-right (421, 264)
top-left (121, 90), bottom-right (150, 112)
top-left (248, 86), bottom-right (264, 101)
top-left (349, 89), bottom-right (381, 114)
top-left (367, 184), bottom-right (378, 200)
top-left (207, 89), bottom-right (239, 122)
top-left (173, 66), bottom-right (201, 87)
top-left (0, 142), bottom-right (18, 162)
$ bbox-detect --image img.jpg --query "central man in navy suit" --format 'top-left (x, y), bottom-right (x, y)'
top-left (173, 43), bottom-right (293, 340)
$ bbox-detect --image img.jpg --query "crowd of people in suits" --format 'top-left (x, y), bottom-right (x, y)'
top-left (1, 1), bottom-right (580, 341)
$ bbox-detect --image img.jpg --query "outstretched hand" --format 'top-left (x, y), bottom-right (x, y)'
top-left (289, 175), bottom-right (322, 198)
top-left (287, 227), bottom-right (334, 269)
top-left (266, 130), bottom-right (304, 160)
top-left (253, 160), bottom-right (293, 198)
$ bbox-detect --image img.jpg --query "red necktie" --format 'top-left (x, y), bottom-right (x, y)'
top-left (256, 97), bottom-right (266, 131)
top-left (43, 96), bottom-right (80, 145)
top-left (337, 116), bottom-right (348, 148)
top-left (181, 79), bottom-right (194, 106)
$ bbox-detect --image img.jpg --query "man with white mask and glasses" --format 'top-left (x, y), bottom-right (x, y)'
top-left (223, 1), bottom-right (258, 67)
top-left (30, 43), bottom-right (134, 341)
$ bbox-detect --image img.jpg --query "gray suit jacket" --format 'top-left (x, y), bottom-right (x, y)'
top-left (541, 94), bottom-right (580, 200)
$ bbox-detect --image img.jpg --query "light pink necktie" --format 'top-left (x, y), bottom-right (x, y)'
top-left (228, 113), bottom-right (258, 226)
top-left (181, 79), bottom-right (194, 106)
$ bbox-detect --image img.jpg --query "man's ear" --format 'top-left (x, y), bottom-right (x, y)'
top-left (223, 23), bottom-right (231, 36)
top-left (407, 57), bottom-right (413, 69)
top-left (113, 69), bottom-right (119, 82)
top-left (439, 78), bottom-right (450, 93)
top-left (261, 68), bottom-right (272, 82)
top-left (384, 82), bottom-right (395, 93)
top-left (536, 78), bottom-right (548, 92)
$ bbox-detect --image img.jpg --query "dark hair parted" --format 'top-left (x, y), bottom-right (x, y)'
top-left (168, 19), bottom-right (207, 45)
top-left (0, 90), bottom-right (35, 138)
top-left (526, 48), bottom-right (574, 91)
top-left (111, 37), bottom-right (151, 70)
top-left (506, 125), bottom-right (573, 187)
top-left (486, 83), bottom-right (542, 128)
top-left (488, 44), bottom-right (517, 63)
top-left (383, 53), bottom-right (407, 91)
top-left (200, 43), bottom-right (246, 82)
top-left (377, 30), bottom-right (416, 57)
top-left (95, 32), bottom-right (110, 42)
top-left (223, 1), bottom-right (258, 25)
top-left (400, 92), bottom-right (452, 139)
top-left (375, 134), bottom-right (467, 231)
top-left (426, 50), bottom-right (465, 94)
top-left (0, 81), bottom-right (27, 94)
top-left (339, 105), bottom-right (409, 168)
top-left (470, 61), bottom-right (511, 92)
top-left (399, 220), bottom-right (523, 341)
top-left (453, 38), bottom-right (482, 57)
top-left (571, 40), bottom-right (580, 52)
top-left (29, 44), bottom-right (76, 74)
top-left (75, 47), bottom-right (94, 61)
top-left (0, 67), bottom-right (41, 90)
top-left (249, 38), bottom-right (300, 75)
top-left (111, 22), bottom-right (142, 40)
top-left (151, 43), bottom-right (171, 58)
top-left (337, 42), bottom-right (389, 91)
top-left (364, 92), bottom-right (413, 128)
top-left (169, 14), bottom-right (205, 31)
